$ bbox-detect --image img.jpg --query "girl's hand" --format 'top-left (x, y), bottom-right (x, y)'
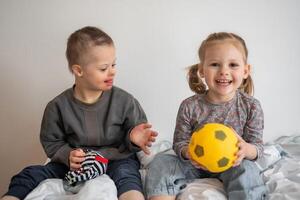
top-left (129, 123), bottom-right (158, 155)
top-left (233, 134), bottom-right (248, 166)
top-left (69, 148), bottom-right (86, 170)
top-left (182, 146), bottom-right (208, 171)
top-left (233, 132), bottom-right (258, 167)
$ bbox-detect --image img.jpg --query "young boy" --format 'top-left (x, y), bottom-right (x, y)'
top-left (2, 26), bottom-right (157, 200)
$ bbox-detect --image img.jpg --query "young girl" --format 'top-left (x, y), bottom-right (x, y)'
top-left (145, 32), bottom-right (267, 200)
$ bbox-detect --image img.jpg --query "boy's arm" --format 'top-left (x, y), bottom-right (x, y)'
top-left (123, 97), bottom-right (148, 152)
top-left (40, 102), bottom-right (72, 167)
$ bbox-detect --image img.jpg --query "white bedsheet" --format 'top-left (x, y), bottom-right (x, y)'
top-left (25, 135), bottom-right (300, 200)
top-left (263, 136), bottom-right (300, 200)
top-left (25, 174), bottom-right (117, 200)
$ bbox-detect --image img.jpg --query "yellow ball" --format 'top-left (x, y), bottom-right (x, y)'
top-left (188, 123), bottom-right (238, 173)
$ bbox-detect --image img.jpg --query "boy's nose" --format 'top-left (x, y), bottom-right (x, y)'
top-left (109, 66), bottom-right (116, 75)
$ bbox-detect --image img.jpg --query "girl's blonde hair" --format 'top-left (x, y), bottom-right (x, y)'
top-left (188, 32), bottom-right (254, 96)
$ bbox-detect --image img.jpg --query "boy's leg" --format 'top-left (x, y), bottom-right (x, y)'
top-left (148, 196), bottom-right (175, 200)
top-left (1, 196), bottom-right (19, 200)
top-left (119, 190), bottom-right (144, 200)
top-left (3, 162), bottom-right (68, 200)
top-left (219, 160), bottom-right (267, 200)
top-left (107, 154), bottom-right (144, 200)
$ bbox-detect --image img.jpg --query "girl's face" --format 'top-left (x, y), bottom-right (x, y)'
top-left (76, 45), bottom-right (116, 92)
top-left (199, 41), bottom-right (250, 103)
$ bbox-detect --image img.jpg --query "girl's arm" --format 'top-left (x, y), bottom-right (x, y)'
top-left (243, 99), bottom-right (264, 159)
top-left (173, 100), bottom-right (193, 161)
top-left (233, 98), bottom-right (264, 166)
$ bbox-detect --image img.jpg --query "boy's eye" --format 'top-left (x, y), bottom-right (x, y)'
top-left (98, 64), bottom-right (116, 71)
top-left (99, 67), bottom-right (107, 71)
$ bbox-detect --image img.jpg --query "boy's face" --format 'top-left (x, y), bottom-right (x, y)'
top-left (76, 44), bottom-right (116, 92)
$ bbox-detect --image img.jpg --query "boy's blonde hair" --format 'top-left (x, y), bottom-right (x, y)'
top-left (188, 32), bottom-right (254, 96)
top-left (66, 26), bottom-right (114, 72)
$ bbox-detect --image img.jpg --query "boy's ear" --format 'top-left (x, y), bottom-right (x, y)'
top-left (198, 63), bottom-right (204, 78)
top-left (72, 65), bottom-right (83, 77)
top-left (243, 64), bottom-right (251, 79)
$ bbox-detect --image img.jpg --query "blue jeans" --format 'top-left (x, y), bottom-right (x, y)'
top-left (4, 162), bottom-right (68, 199)
top-left (145, 154), bottom-right (267, 200)
top-left (107, 154), bottom-right (143, 197)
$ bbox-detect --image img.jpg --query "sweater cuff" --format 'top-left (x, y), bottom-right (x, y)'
top-left (178, 146), bottom-right (190, 162)
top-left (126, 129), bottom-right (141, 152)
top-left (52, 144), bottom-right (72, 167)
top-left (252, 144), bottom-right (263, 160)
top-left (126, 121), bottom-right (147, 152)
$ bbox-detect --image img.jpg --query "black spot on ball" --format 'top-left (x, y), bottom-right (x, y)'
top-left (215, 130), bottom-right (226, 141)
top-left (194, 145), bottom-right (204, 157)
top-left (218, 157), bottom-right (229, 167)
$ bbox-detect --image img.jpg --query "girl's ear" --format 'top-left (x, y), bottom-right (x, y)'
top-left (72, 65), bottom-right (83, 77)
top-left (198, 63), bottom-right (204, 78)
top-left (243, 64), bottom-right (251, 79)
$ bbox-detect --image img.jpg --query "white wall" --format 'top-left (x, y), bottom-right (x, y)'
top-left (1, 0), bottom-right (299, 194)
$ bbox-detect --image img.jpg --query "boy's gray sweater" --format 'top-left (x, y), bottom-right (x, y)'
top-left (40, 86), bottom-right (147, 167)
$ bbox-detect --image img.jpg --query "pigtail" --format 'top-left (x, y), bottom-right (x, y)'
top-left (239, 75), bottom-right (254, 96)
top-left (188, 64), bottom-right (206, 94)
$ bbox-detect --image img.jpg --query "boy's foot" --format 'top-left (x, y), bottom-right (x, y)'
top-left (1, 196), bottom-right (19, 200)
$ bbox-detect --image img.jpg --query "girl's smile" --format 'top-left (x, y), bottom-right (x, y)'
top-left (215, 78), bottom-right (233, 85)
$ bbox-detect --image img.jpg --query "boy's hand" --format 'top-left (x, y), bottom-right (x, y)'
top-left (232, 131), bottom-right (258, 167)
top-left (69, 148), bottom-right (86, 170)
top-left (129, 123), bottom-right (158, 155)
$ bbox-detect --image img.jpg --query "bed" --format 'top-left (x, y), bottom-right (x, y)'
top-left (24, 135), bottom-right (300, 200)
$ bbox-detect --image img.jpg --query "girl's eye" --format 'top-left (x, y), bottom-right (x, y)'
top-left (210, 63), bottom-right (219, 67)
top-left (230, 63), bottom-right (239, 67)
top-left (112, 63), bottom-right (116, 67)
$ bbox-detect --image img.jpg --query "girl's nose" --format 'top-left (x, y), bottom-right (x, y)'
top-left (219, 65), bottom-right (229, 76)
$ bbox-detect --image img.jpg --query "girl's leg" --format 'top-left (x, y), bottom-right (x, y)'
top-left (145, 154), bottom-right (195, 200)
top-left (219, 160), bottom-right (267, 200)
top-left (3, 162), bottom-right (68, 200)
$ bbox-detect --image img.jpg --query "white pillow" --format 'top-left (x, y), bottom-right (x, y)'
top-left (25, 175), bottom-right (117, 200)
